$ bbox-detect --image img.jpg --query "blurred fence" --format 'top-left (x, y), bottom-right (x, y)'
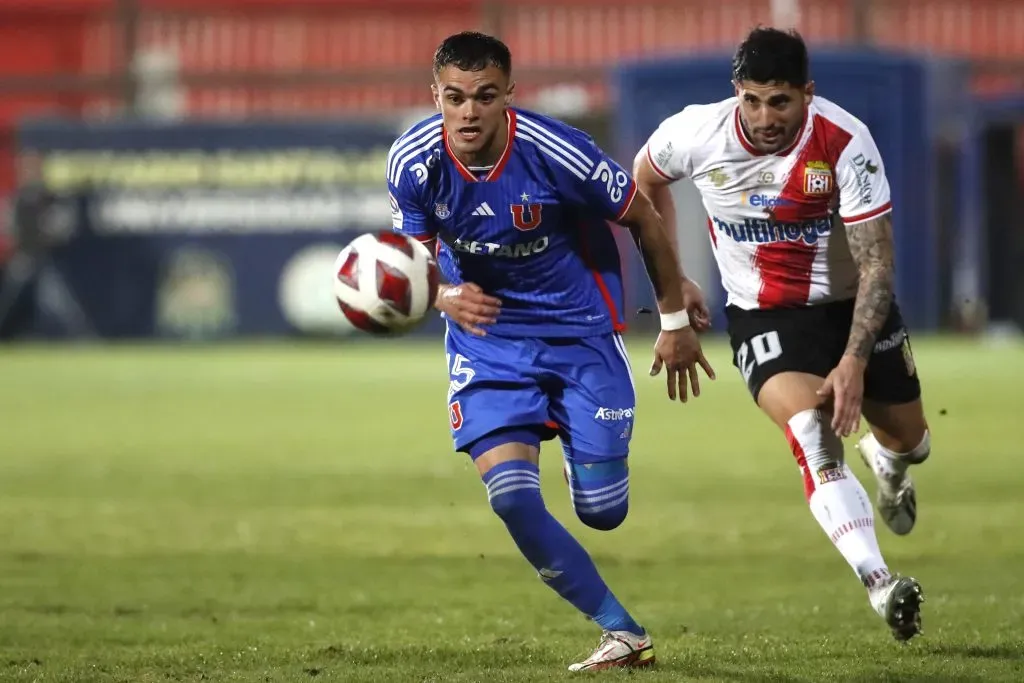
top-left (1, 0), bottom-right (1024, 193)
top-left (2, 0), bottom-right (1023, 339)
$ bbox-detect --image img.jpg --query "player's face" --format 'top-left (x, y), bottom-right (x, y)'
top-left (433, 65), bottom-right (513, 162)
top-left (734, 80), bottom-right (813, 154)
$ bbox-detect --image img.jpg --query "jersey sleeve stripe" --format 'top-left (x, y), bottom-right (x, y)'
top-left (387, 122), bottom-right (442, 181)
top-left (615, 179), bottom-right (638, 222)
top-left (514, 131), bottom-right (587, 180)
top-left (843, 201), bottom-right (892, 226)
top-left (388, 132), bottom-right (442, 186)
top-left (645, 144), bottom-right (677, 181)
top-left (387, 122), bottom-right (438, 177)
top-left (513, 129), bottom-right (590, 177)
top-left (516, 115), bottom-right (595, 171)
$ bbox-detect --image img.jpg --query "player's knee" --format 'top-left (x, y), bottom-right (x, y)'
top-left (575, 499), bottom-right (629, 531)
top-left (786, 409), bottom-right (845, 501)
top-left (889, 429), bottom-right (931, 464)
top-left (910, 429), bottom-right (931, 463)
top-left (565, 458), bottom-right (630, 531)
top-left (482, 460), bottom-right (544, 522)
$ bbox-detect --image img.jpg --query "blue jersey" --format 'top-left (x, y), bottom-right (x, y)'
top-left (386, 107), bottom-right (637, 338)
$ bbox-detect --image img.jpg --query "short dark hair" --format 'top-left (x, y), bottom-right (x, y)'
top-left (433, 31), bottom-right (512, 77)
top-left (732, 27), bottom-right (809, 87)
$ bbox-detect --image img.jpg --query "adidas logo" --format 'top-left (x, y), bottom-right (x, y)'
top-left (471, 202), bottom-right (496, 217)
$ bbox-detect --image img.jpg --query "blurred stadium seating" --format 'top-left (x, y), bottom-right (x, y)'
top-left (0, 0), bottom-right (1022, 339)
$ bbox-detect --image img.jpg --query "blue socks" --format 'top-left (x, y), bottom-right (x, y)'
top-left (483, 460), bottom-right (643, 635)
top-left (565, 458), bottom-right (630, 531)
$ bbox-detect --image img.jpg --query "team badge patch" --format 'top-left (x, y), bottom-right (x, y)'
top-left (804, 161), bottom-right (834, 196)
top-left (434, 202), bottom-right (451, 220)
top-left (707, 167), bottom-right (728, 187)
top-left (817, 463), bottom-right (847, 485)
top-left (510, 203), bottom-right (543, 231)
top-left (449, 400), bottom-right (464, 431)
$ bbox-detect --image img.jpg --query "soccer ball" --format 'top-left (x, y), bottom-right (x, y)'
top-left (333, 231), bottom-right (440, 335)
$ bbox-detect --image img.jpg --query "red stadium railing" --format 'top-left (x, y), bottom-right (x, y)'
top-left (0, 0), bottom-right (1022, 194)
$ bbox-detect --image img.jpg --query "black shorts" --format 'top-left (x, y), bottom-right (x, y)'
top-left (726, 298), bottom-right (921, 405)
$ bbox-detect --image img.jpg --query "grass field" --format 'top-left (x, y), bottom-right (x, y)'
top-left (1, 336), bottom-right (1023, 682)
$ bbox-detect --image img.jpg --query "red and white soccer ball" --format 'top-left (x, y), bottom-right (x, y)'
top-left (333, 231), bottom-right (440, 335)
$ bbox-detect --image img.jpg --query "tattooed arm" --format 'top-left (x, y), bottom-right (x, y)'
top-left (817, 210), bottom-right (895, 436)
top-left (818, 122), bottom-right (896, 435)
top-left (844, 213), bottom-right (896, 360)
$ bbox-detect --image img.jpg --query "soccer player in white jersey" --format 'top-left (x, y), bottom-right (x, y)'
top-left (633, 27), bottom-right (931, 641)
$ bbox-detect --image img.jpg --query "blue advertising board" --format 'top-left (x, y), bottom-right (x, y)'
top-left (17, 118), bottom-right (420, 339)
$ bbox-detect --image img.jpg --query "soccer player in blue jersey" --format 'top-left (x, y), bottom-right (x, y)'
top-left (387, 32), bottom-right (714, 671)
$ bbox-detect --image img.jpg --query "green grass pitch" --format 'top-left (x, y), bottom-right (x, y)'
top-left (1, 336), bottom-right (1023, 682)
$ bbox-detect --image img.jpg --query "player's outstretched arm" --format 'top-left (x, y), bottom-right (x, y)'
top-left (633, 131), bottom-right (710, 332)
top-left (619, 192), bottom-right (715, 402)
top-left (619, 192), bottom-right (685, 316)
top-left (633, 149), bottom-right (682, 263)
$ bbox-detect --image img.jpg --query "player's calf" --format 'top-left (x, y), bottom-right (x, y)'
top-left (786, 408), bottom-right (927, 639)
top-left (858, 428), bottom-right (930, 479)
top-left (856, 399), bottom-right (930, 535)
top-left (472, 429), bottom-right (646, 641)
top-left (856, 429), bottom-right (929, 536)
top-left (786, 409), bottom-right (892, 588)
top-left (563, 457), bottom-right (630, 531)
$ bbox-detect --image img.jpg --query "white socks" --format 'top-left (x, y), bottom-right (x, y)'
top-left (787, 409), bottom-right (890, 589)
top-left (867, 430), bottom-right (930, 484)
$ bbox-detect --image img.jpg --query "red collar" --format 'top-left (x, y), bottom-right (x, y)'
top-left (443, 109), bottom-right (516, 182)
top-left (734, 106), bottom-right (807, 157)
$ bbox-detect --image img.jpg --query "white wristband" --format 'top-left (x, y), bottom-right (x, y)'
top-left (660, 309), bottom-right (690, 331)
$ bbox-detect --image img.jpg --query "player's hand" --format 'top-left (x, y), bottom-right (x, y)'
top-left (817, 354), bottom-right (867, 437)
top-left (682, 278), bottom-right (712, 332)
top-left (650, 327), bottom-right (716, 403)
top-left (435, 282), bottom-right (501, 336)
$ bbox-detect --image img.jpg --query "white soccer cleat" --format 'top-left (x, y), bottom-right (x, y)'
top-left (870, 574), bottom-right (925, 641)
top-left (856, 432), bottom-right (920, 535)
top-left (568, 629), bottom-right (655, 672)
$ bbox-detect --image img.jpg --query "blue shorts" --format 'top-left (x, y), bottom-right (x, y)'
top-left (444, 324), bottom-right (636, 463)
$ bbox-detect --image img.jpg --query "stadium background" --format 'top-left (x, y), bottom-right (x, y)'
top-left (1, 2), bottom-right (1023, 681)
top-left (0, 0), bottom-right (1022, 339)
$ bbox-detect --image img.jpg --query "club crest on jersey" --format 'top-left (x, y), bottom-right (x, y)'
top-left (817, 464), bottom-right (847, 485)
top-left (803, 161), bottom-right (834, 196)
top-left (510, 203), bottom-right (543, 231)
top-left (707, 167), bottom-right (728, 187)
top-left (434, 202), bottom-right (451, 220)
top-left (449, 400), bottom-right (464, 431)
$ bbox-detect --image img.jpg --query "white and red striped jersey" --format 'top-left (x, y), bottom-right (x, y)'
top-left (642, 96), bottom-right (892, 310)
